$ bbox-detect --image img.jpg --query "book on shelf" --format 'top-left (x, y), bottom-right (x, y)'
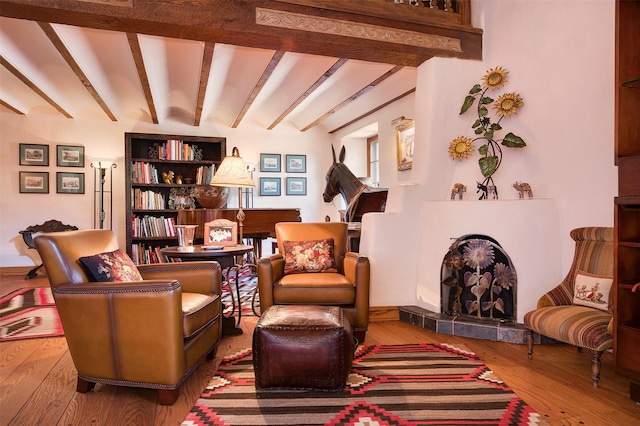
top-left (132, 215), bottom-right (176, 238)
top-left (131, 242), bottom-right (169, 265)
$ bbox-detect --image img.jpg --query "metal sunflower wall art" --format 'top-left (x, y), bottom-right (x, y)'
top-left (448, 66), bottom-right (526, 199)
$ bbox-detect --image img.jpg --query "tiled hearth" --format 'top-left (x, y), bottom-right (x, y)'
top-left (398, 306), bottom-right (553, 345)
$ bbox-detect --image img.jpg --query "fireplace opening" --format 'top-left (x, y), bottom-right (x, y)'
top-left (440, 234), bottom-right (517, 322)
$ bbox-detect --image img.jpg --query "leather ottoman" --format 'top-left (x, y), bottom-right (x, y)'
top-left (252, 305), bottom-right (355, 391)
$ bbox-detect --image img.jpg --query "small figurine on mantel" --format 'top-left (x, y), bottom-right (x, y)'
top-left (162, 170), bottom-right (175, 184)
top-left (450, 183), bottom-right (466, 200)
top-left (512, 181), bottom-right (533, 198)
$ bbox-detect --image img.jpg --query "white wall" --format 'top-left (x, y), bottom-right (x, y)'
top-left (359, 0), bottom-right (617, 312)
top-left (0, 114), bottom-right (337, 267)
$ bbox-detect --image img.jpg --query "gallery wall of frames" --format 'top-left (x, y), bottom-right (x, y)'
top-left (19, 143), bottom-right (85, 194)
top-left (258, 153), bottom-right (307, 197)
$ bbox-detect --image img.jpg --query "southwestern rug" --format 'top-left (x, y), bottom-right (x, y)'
top-left (0, 287), bottom-right (63, 342)
top-left (183, 343), bottom-right (545, 426)
top-left (222, 268), bottom-right (259, 317)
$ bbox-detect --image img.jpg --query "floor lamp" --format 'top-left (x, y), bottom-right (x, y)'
top-left (209, 147), bottom-right (255, 243)
top-left (90, 159), bottom-right (117, 229)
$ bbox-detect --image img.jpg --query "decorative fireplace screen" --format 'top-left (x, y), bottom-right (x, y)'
top-left (441, 234), bottom-right (517, 321)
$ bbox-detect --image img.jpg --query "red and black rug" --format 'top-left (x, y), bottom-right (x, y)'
top-left (0, 287), bottom-right (63, 342)
top-left (183, 343), bottom-right (545, 426)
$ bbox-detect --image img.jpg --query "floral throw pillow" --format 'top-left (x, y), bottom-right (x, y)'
top-left (79, 249), bottom-right (143, 282)
top-left (572, 271), bottom-right (613, 312)
top-left (283, 238), bottom-right (338, 275)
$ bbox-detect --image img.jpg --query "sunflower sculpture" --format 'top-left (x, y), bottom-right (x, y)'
top-left (449, 66), bottom-right (527, 199)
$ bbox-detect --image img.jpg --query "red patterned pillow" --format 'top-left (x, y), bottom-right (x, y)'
top-left (79, 249), bottom-right (143, 282)
top-left (283, 238), bottom-right (338, 275)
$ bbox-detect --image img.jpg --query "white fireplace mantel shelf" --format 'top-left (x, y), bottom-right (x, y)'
top-left (415, 198), bottom-right (563, 323)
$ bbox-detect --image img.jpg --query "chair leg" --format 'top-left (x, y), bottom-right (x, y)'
top-left (157, 388), bottom-right (180, 405)
top-left (206, 345), bottom-right (218, 360)
top-left (354, 330), bottom-right (366, 345)
top-left (76, 377), bottom-right (96, 393)
top-left (526, 329), bottom-right (534, 360)
top-left (591, 350), bottom-right (603, 388)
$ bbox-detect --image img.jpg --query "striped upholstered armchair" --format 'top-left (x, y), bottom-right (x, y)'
top-left (524, 227), bottom-right (614, 388)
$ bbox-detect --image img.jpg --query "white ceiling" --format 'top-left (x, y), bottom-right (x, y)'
top-left (0, 16), bottom-right (417, 134)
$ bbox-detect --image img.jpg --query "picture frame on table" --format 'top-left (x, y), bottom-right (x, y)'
top-left (260, 177), bottom-right (281, 196)
top-left (395, 119), bottom-right (415, 171)
top-left (260, 153), bottom-right (281, 172)
top-left (286, 177), bottom-right (307, 196)
top-left (204, 219), bottom-right (237, 247)
top-left (19, 143), bottom-right (49, 166)
top-left (285, 154), bottom-right (306, 173)
top-left (56, 172), bottom-right (84, 194)
top-left (19, 171), bottom-right (49, 193)
top-left (57, 144), bottom-right (85, 167)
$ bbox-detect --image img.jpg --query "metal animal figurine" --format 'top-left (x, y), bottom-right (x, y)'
top-left (450, 183), bottom-right (466, 200)
top-left (323, 145), bottom-right (388, 222)
top-left (476, 182), bottom-right (498, 200)
top-left (512, 181), bottom-right (533, 198)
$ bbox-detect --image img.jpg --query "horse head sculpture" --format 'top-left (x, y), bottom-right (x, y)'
top-left (323, 145), bottom-right (388, 222)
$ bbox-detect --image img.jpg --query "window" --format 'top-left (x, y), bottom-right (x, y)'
top-left (367, 135), bottom-right (379, 187)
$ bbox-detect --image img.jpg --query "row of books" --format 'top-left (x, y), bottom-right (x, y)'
top-left (132, 188), bottom-right (166, 210)
top-left (194, 165), bottom-right (215, 185)
top-left (132, 161), bottom-right (160, 184)
top-left (131, 243), bottom-right (169, 265)
top-left (157, 140), bottom-right (200, 161)
top-left (132, 215), bottom-right (177, 238)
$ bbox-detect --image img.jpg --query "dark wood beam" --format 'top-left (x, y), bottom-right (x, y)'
top-left (0, 54), bottom-right (73, 118)
top-left (232, 51), bottom-right (285, 128)
top-left (0, 0), bottom-right (482, 67)
top-left (194, 42), bottom-right (214, 127)
top-left (38, 22), bottom-right (117, 121)
top-left (126, 33), bottom-right (158, 124)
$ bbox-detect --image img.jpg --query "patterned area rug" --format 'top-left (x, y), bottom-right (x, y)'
top-left (183, 343), bottom-right (545, 426)
top-left (222, 268), bottom-right (259, 316)
top-left (0, 287), bottom-right (63, 342)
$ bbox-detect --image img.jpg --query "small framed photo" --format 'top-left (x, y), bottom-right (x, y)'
top-left (260, 153), bottom-right (281, 172)
top-left (286, 177), bottom-right (307, 195)
top-left (57, 172), bottom-right (84, 194)
top-left (395, 119), bottom-right (415, 171)
top-left (285, 154), bottom-right (306, 173)
top-left (19, 144), bottom-right (49, 166)
top-left (19, 171), bottom-right (49, 193)
top-left (260, 177), bottom-right (281, 196)
top-left (57, 145), bottom-right (85, 167)
top-left (204, 219), bottom-right (237, 246)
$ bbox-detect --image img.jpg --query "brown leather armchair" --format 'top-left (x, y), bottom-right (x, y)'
top-left (34, 229), bottom-right (223, 405)
top-left (257, 222), bottom-right (370, 342)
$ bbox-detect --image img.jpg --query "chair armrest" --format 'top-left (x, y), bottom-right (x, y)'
top-left (344, 252), bottom-right (370, 324)
top-left (537, 279), bottom-right (573, 308)
top-left (257, 254), bottom-right (284, 310)
top-left (138, 261), bottom-right (221, 296)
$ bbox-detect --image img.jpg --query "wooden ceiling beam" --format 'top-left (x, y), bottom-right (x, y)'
top-left (0, 54), bottom-right (73, 118)
top-left (38, 22), bottom-right (117, 121)
top-left (232, 50), bottom-right (285, 129)
top-left (126, 33), bottom-right (158, 124)
top-left (0, 0), bottom-right (482, 67)
top-left (0, 99), bottom-right (25, 115)
top-left (194, 42), bottom-right (214, 127)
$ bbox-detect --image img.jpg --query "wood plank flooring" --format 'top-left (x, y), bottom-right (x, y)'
top-left (1, 275), bottom-right (639, 426)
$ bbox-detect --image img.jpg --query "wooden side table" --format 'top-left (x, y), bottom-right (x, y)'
top-left (161, 245), bottom-right (254, 335)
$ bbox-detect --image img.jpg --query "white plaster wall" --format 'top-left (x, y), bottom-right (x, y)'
top-left (361, 0), bottom-right (617, 311)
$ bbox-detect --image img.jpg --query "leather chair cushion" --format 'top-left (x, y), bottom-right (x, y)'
top-left (182, 292), bottom-right (220, 338)
top-left (273, 273), bottom-right (356, 305)
top-left (524, 305), bottom-right (613, 351)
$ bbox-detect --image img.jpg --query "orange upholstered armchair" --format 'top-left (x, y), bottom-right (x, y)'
top-left (524, 227), bottom-right (614, 388)
top-left (34, 229), bottom-right (223, 404)
top-left (257, 222), bottom-right (370, 342)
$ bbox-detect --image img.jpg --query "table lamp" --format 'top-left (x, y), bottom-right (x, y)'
top-left (209, 147), bottom-right (255, 243)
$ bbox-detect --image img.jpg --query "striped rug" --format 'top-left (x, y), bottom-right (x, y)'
top-left (183, 343), bottom-right (545, 425)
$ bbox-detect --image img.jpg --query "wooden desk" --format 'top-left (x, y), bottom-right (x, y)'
top-left (161, 245), bottom-right (254, 335)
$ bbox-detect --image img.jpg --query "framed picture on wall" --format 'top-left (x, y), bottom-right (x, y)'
top-left (286, 177), bottom-right (307, 195)
top-left (260, 177), bottom-right (281, 196)
top-left (19, 144), bottom-right (49, 166)
top-left (57, 145), bottom-right (85, 167)
top-left (57, 172), bottom-right (84, 194)
top-left (285, 154), bottom-right (306, 173)
top-left (260, 153), bottom-right (281, 172)
top-left (395, 119), bottom-right (415, 171)
top-left (19, 171), bottom-right (49, 193)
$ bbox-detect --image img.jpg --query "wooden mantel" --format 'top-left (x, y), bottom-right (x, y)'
top-left (0, 0), bottom-right (482, 67)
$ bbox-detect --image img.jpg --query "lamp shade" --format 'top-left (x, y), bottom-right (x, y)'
top-left (209, 147), bottom-right (254, 188)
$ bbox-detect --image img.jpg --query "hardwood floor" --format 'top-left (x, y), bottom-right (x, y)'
top-left (1, 275), bottom-right (639, 426)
